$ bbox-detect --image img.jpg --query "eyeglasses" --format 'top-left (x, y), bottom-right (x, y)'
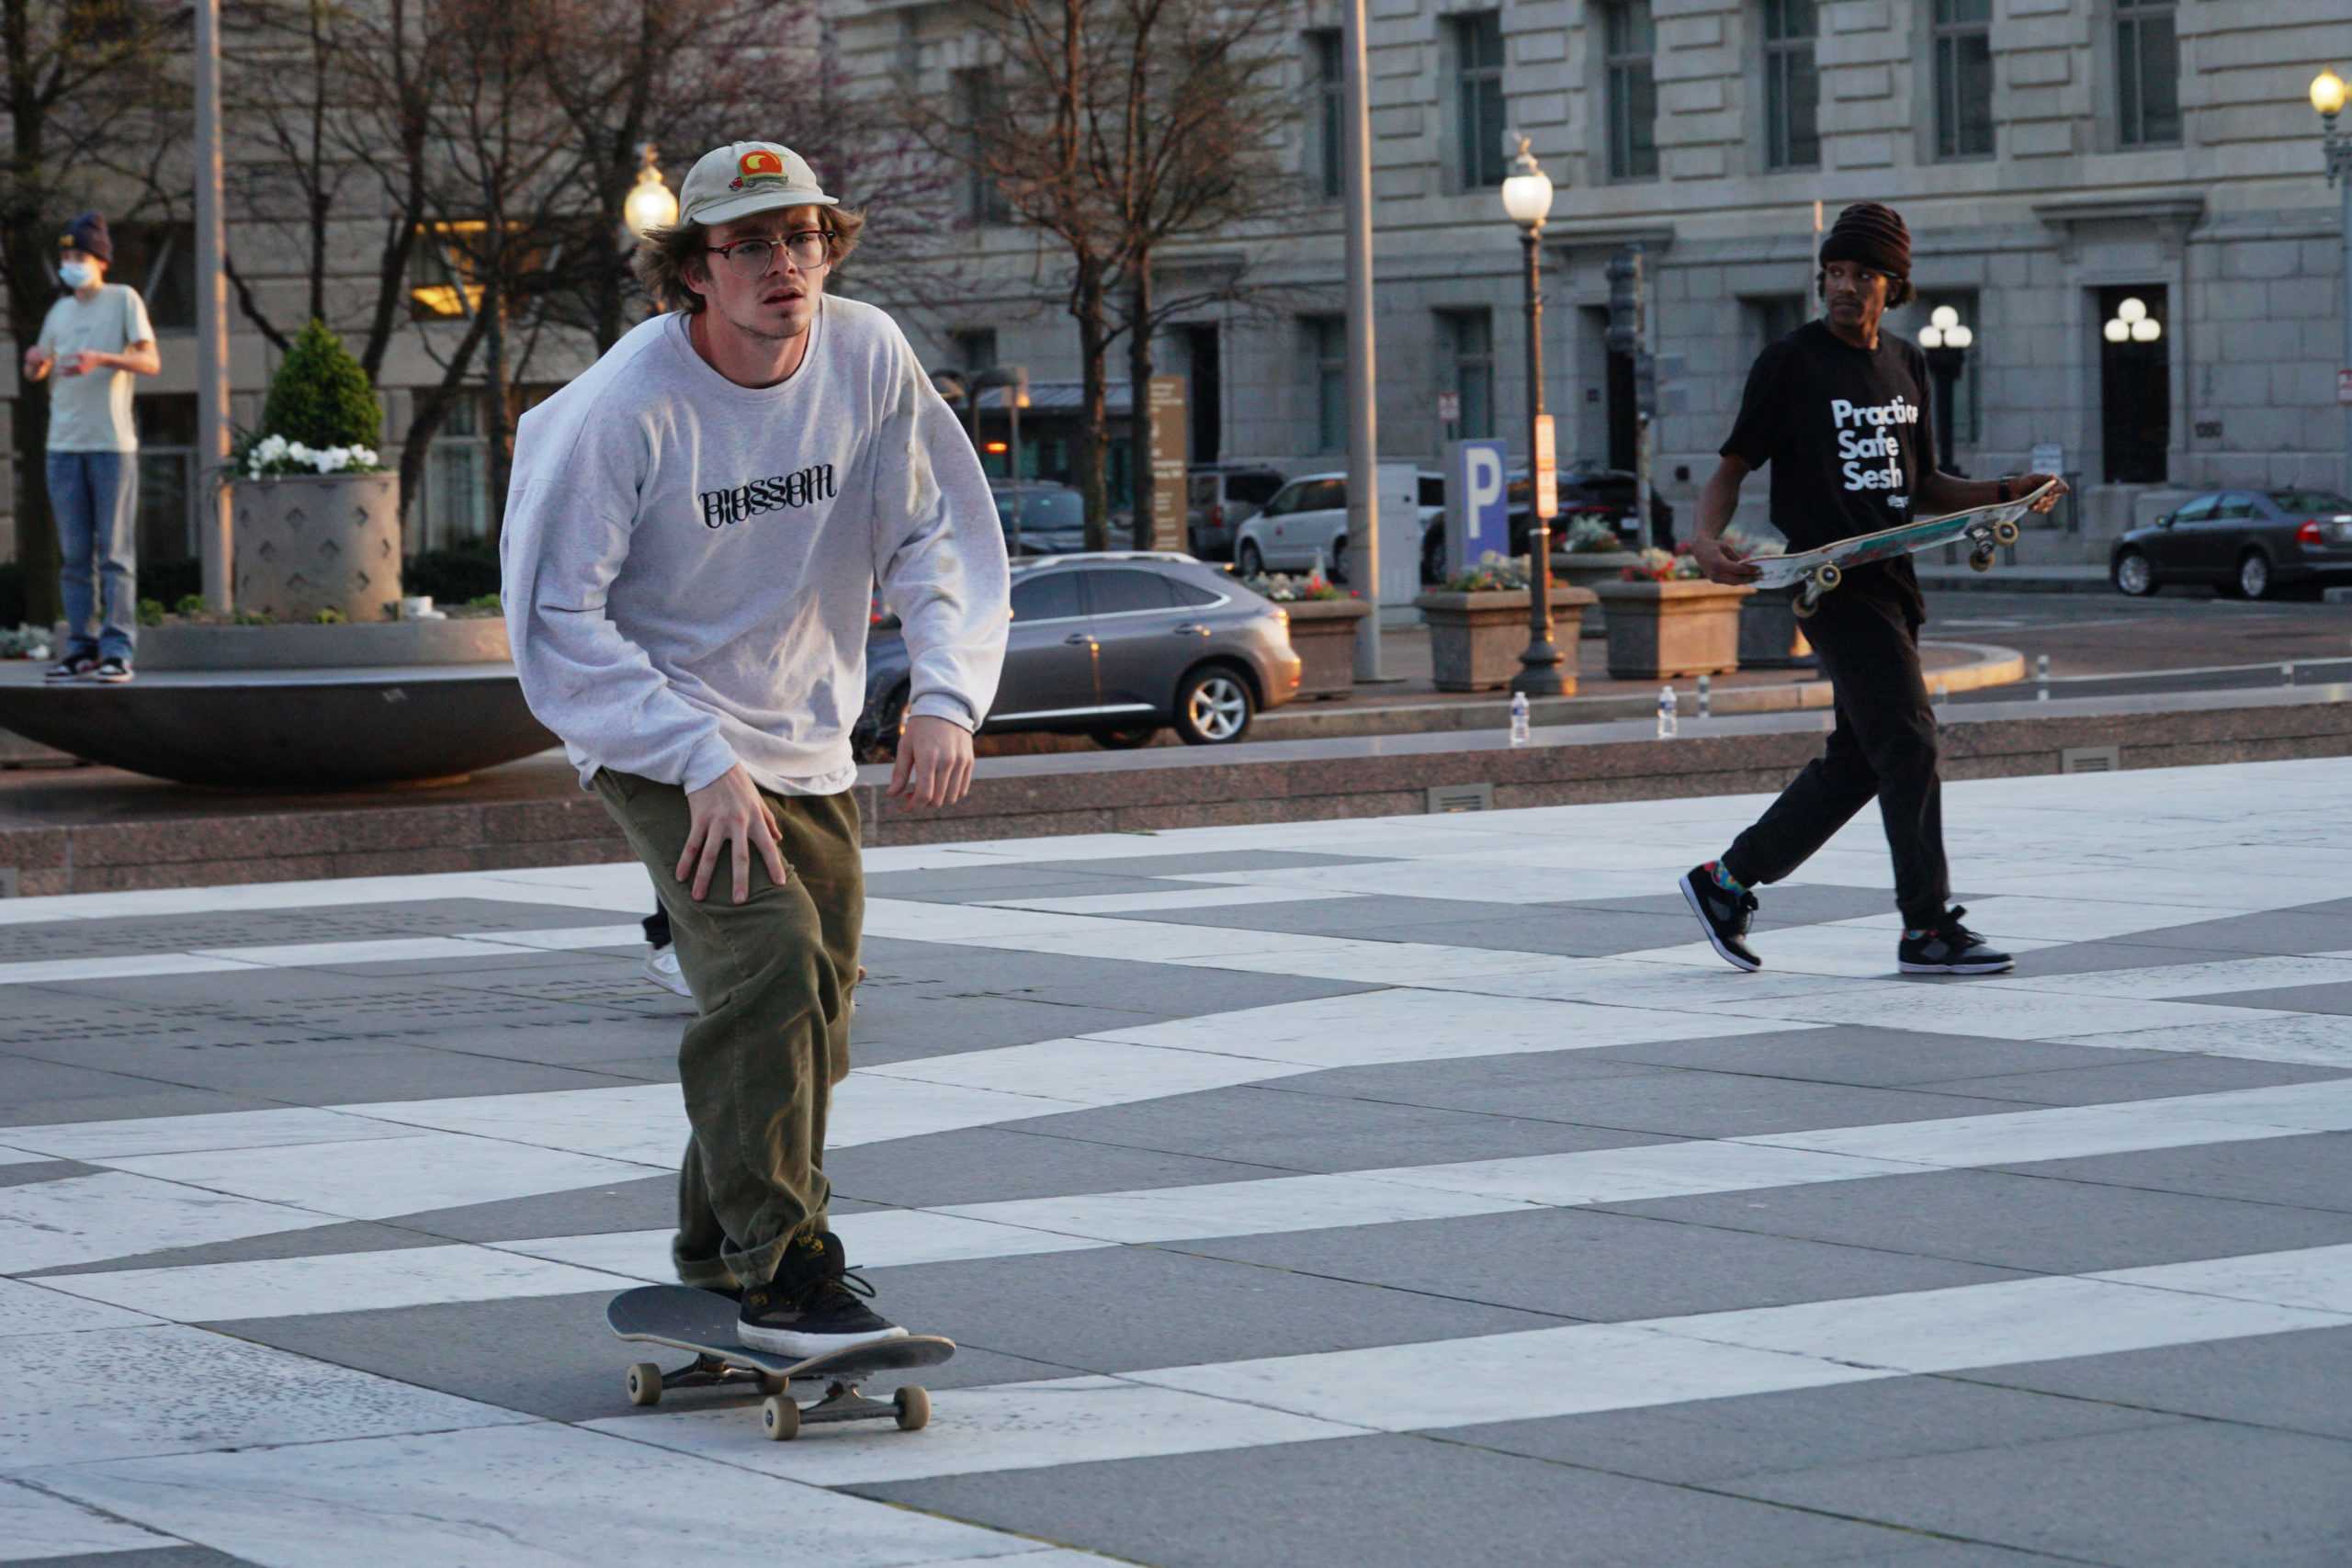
top-left (706, 231), bottom-right (831, 278)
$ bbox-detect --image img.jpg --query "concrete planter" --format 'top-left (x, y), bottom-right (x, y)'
top-left (1415, 587), bottom-right (1596, 693)
top-left (1549, 551), bottom-right (1642, 638)
top-left (1590, 579), bottom-right (1753, 680)
top-left (232, 471), bottom-right (403, 624)
top-left (1282, 597), bottom-right (1369, 699)
top-left (1736, 584), bottom-right (1817, 671)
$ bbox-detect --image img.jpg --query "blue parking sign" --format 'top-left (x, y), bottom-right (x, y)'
top-left (1445, 439), bottom-right (1510, 579)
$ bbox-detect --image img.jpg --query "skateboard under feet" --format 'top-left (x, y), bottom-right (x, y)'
top-left (607, 1283), bottom-right (955, 1442)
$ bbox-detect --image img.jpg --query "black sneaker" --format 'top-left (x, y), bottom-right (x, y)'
top-left (738, 1231), bottom-right (907, 1359)
top-left (1679, 863), bottom-right (1761, 972)
top-left (1898, 907), bottom-right (2014, 976)
top-left (43, 653), bottom-right (96, 682)
top-left (87, 657), bottom-right (132, 684)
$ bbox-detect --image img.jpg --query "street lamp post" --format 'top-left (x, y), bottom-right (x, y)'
top-left (2312, 69), bottom-right (2351, 494)
top-left (194, 0), bottom-right (232, 612)
top-left (622, 144), bottom-right (680, 241)
top-left (1918, 304), bottom-right (1974, 475)
top-left (1501, 138), bottom-right (1566, 697)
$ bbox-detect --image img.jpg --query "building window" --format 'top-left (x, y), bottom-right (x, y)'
top-left (2098, 285), bottom-right (2167, 483)
top-left (1309, 29), bottom-right (1344, 200)
top-left (1932, 0), bottom-right (1993, 160)
top-left (2115, 0), bottom-right (2179, 149)
top-left (411, 222), bottom-right (490, 320)
top-left (424, 394), bottom-right (491, 548)
top-left (1762, 0), bottom-right (1819, 171)
top-left (1441, 309), bottom-right (1494, 440)
top-left (109, 222), bottom-right (196, 333)
top-left (1747, 294), bottom-right (1808, 352)
top-left (1454, 11), bottom-right (1506, 189)
top-left (131, 395), bottom-right (196, 564)
top-left (1602, 2), bottom-right (1658, 181)
top-left (1309, 316), bottom-right (1346, 453)
top-left (956, 69), bottom-right (1013, 224)
top-left (951, 328), bottom-right (997, 375)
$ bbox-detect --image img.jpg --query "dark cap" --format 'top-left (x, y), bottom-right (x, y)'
top-left (58, 212), bottom-right (111, 265)
top-left (1818, 202), bottom-right (1909, 280)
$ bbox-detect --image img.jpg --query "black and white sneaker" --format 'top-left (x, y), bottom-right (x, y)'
top-left (1679, 863), bottom-right (1761, 972)
top-left (738, 1231), bottom-right (907, 1359)
top-left (87, 657), bottom-right (132, 684)
top-left (43, 653), bottom-right (96, 682)
top-left (1898, 907), bottom-right (2013, 975)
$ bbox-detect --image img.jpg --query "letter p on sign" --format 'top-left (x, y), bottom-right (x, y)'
top-left (1467, 446), bottom-right (1504, 514)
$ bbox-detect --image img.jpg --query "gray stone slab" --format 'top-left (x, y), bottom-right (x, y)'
top-left (865, 869), bottom-right (1203, 904)
top-left (1918, 1057), bottom-right (2351, 1108)
top-left (850, 997), bottom-right (1208, 1066)
top-left (303, 949), bottom-right (639, 980)
top-left (1992, 938), bottom-right (2244, 978)
top-left (0, 1083), bottom-right (269, 1126)
top-left (1443, 1371), bottom-right (2175, 1486)
top-left (1375, 910), bottom-right (1712, 958)
top-left (46, 1042), bottom-right (639, 1107)
top-left (1606, 1168), bottom-right (2352, 1275)
top-left (1264, 1057), bottom-right (2022, 1139)
top-left (2098, 900), bottom-right (2352, 959)
top-left (28, 1220), bottom-right (447, 1278)
top-left (1993, 1132), bottom-right (2352, 1215)
top-left (215, 1289), bottom-right (1069, 1424)
top-left (1955, 1325), bottom-right (2352, 1442)
top-left (858, 940), bottom-right (1376, 1022)
top-left (826, 1126), bottom-right (1292, 1209)
top-left (22, 1550), bottom-right (254, 1568)
top-left (1549, 884), bottom-right (1948, 928)
top-left (0, 1157), bottom-right (96, 1189)
top-left (2175, 979), bottom-right (2352, 1016)
top-left (1588, 1026), bottom-right (2168, 1089)
top-left (1718, 1421), bottom-right (2352, 1567)
top-left (0, 898), bottom-right (618, 966)
top-left (861, 1431), bottom-right (1924, 1568)
top-left (1096, 894), bottom-right (1520, 937)
top-left (863, 1244), bottom-right (1567, 1375)
top-left (994, 1086), bottom-right (1667, 1174)
top-left (379, 1018), bottom-right (677, 1069)
top-left (386, 1173), bottom-right (683, 1243)
top-left (427, 971), bottom-right (699, 1021)
top-left (1185, 1206), bottom-right (2026, 1323)
top-left (971, 849), bottom-right (1397, 880)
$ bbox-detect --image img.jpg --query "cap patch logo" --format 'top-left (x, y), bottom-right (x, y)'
top-left (728, 148), bottom-right (794, 193)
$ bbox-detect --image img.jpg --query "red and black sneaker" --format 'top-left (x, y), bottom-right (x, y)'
top-left (1898, 908), bottom-right (2014, 976)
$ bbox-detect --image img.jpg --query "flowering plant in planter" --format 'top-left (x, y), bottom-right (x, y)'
top-left (1622, 547), bottom-right (1706, 583)
top-left (1244, 567), bottom-right (1350, 603)
top-left (242, 434), bottom-right (381, 479)
top-left (1562, 514), bottom-right (1628, 554)
top-left (1444, 551), bottom-right (1551, 592)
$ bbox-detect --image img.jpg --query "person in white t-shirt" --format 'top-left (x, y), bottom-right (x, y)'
top-left (503, 142), bottom-right (1009, 1356)
top-left (24, 212), bottom-right (160, 684)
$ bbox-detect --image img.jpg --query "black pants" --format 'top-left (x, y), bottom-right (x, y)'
top-left (1723, 596), bottom-right (1951, 930)
top-left (644, 906), bottom-right (672, 949)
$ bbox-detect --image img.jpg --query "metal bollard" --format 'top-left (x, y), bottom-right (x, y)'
top-left (2036, 654), bottom-right (2049, 702)
top-left (1697, 673), bottom-right (1711, 719)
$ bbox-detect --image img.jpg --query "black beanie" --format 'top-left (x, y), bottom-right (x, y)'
top-left (1818, 202), bottom-right (1909, 279)
top-left (58, 212), bottom-right (112, 265)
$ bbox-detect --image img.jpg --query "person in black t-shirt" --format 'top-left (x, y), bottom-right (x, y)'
top-left (1674, 202), bottom-right (2065, 976)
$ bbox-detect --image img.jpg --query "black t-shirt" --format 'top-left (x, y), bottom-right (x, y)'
top-left (1721, 320), bottom-right (1938, 625)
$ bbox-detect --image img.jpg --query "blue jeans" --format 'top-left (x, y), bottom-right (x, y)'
top-left (48, 450), bottom-right (139, 661)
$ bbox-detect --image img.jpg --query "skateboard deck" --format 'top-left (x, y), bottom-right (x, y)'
top-left (1749, 480), bottom-right (2057, 616)
top-left (607, 1283), bottom-right (954, 1441)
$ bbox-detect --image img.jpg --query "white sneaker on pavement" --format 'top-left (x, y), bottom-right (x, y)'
top-left (642, 945), bottom-right (693, 998)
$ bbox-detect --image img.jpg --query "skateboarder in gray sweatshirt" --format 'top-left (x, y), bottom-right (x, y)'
top-left (503, 142), bottom-right (1009, 1357)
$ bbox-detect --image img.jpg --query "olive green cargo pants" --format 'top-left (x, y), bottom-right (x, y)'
top-left (592, 769), bottom-right (862, 1292)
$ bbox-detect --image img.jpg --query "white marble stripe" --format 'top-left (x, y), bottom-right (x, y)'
top-left (187, 937), bottom-right (531, 968)
top-left (0, 1480), bottom-right (178, 1562)
top-left (975, 886), bottom-right (1365, 915)
top-left (38, 1245), bottom-right (643, 1324)
top-left (0, 952), bottom-right (266, 987)
top-left (97, 1134), bottom-right (662, 1224)
top-left (0, 1173), bottom-right (330, 1276)
top-left (1984, 953), bottom-right (2352, 1002)
top-left (497, 1212), bottom-right (1110, 1283)
top-left (0, 1108), bottom-right (419, 1162)
top-left (0, 1280), bottom-right (162, 1338)
top-left (0, 1148), bottom-right (51, 1167)
top-left (461, 924), bottom-right (649, 952)
top-left (596, 1245), bottom-right (2352, 1488)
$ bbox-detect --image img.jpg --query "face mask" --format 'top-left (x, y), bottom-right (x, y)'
top-left (58, 261), bottom-right (94, 289)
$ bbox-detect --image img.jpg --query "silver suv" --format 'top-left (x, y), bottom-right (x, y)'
top-left (856, 553), bottom-right (1302, 757)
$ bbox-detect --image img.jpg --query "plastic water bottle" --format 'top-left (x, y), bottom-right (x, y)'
top-left (1657, 684), bottom-right (1679, 739)
top-left (1510, 691), bottom-right (1530, 746)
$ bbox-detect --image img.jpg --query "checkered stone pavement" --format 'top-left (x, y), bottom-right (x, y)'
top-left (5, 759), bottom-right (2351, 1567)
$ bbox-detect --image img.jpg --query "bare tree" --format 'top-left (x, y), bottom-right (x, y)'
top-left (891, 0), bottom-right (1299, 549)
top-left (0, 0), bottom-right (183, 622)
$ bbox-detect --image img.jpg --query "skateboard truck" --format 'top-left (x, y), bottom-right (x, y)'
top-left (1792, 560), bottom-right (1842, 620)
top-left (623, 1354), bottom-right (931, 1442)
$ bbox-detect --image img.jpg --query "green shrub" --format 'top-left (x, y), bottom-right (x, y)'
top-left (257, 320), bottom-right (382, 453)
top-left (174, 593), bottom-right (209, 617)
top-left (137, 597), bottom-right (165, 626)
top-left (311, 607), bottom-right (345, 625)
top-left (403, 543), bottom-right (502, 604)
top-left (466, 592), bottom-right (501, 612)
top-left (233, 609), bottom-right (271, 626)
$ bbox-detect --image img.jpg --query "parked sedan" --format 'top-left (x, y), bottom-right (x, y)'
top-left (855, 552), bottom-right (1301, 759)
top-left (992, 481), bottom-right (1091, 557)
top-left (2110, 489), bottom-right (2352, 601)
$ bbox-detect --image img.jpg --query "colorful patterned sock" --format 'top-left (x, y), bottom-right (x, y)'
top-left (1707, 861), bottom-right (1746, 896)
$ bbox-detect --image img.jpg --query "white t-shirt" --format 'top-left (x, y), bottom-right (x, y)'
top-left (37, 285), bottom-right (153, 452)
top-left (501, 297), bottom-right (1011, 796)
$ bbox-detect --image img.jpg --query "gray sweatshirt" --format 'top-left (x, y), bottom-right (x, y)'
top-left (502, 298), bottom-right (1010, 796)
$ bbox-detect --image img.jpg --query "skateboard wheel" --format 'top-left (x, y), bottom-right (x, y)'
top-left (761, 1393), bottom-right (801, 1441)
top-left (1815, 562), bottom-right (1842, 591)
top-left (1970, 549), bottom-right (1995, 573)
top-left (625, 1363), bottom-right (662, 1406)
top-left (1994, 519), bottom-right (2019, 547)
top-left (895, 1385), bottom-right (931, 1431)
top-left (1792, 594), bottom-right (1816, 621)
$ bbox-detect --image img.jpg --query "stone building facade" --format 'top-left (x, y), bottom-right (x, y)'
top-left (854, 0), bottom-right (2350, 553)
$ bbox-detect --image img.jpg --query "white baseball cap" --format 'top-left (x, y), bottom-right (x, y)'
top-left (678, 141), bottom-right (839, 229)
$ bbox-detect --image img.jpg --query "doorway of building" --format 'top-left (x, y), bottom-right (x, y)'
top-left (2098, 284), bottom-right (2169, 485)
top-left (1181, 324), bottom-right (1220, 464)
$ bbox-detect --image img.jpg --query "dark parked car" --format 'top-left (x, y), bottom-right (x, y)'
top-left (991, 481), bottom-right (1091, 556)
top-left (856, 552), bottom-right (1302, 759)
top-left (1186, 464), bottom-right (1288, 561)
top-left (2110, 489), bottom-right (2352, 601)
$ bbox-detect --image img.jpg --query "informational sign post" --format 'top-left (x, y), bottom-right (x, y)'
top-left (1532, 414), bottom-right (1558, 522)
top-left (1445, 438), bottom-right (1510, 579)
top-left (1148, 376), bottom-right (1188, 552)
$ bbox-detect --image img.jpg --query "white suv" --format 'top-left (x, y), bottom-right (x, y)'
top-left (1233, 470), bottom-right (1447, 583)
